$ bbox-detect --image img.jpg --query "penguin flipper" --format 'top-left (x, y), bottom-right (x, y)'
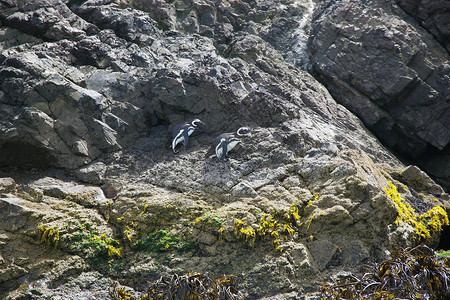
top-left (182, 130), bottom-right (190, 147)
top-left (219, 139), bottom-right (228, 161)
top-left (172, 142), bottom-right (180, 153)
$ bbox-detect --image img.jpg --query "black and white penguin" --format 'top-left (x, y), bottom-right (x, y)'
top-left (205, 127), bottom-right (252, 161)
top-left (171, 119), bottom-right (205, 153)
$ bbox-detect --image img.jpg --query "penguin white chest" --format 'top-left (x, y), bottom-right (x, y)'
top-left (187, 127), bottom-right (195, 136)
top-left (227, 140), bottom-right (240, 152)
top-left (215, 138), bottom-right (227, 157)
top-left (174, 130), bottom-right (185, 144)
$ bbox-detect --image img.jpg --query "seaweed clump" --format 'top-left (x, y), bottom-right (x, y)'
top-left (109, 272), bottom-right (244, 300)
top-left (322, 245), bottom-right (450, 299)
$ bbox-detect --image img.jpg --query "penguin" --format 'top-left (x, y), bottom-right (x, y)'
top-left (171, 119), bottom-right (205, 153)
top-left (205, 127), bottom-right (252, 161)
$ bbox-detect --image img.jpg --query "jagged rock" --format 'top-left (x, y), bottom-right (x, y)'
top-left (30, 176), bottom-right (107, 207)
top-left (230, 181), bottom-right (258, 198)
top-left (400, 165), bottom-right (446, 197)
top-left (75, 162), bottom-right (106, 184)
top-left (397, 0), bottom-right (450, 53)
top-left (309, 0), bottom-right (450, 189)
top-left (307, 240), bottom-right (339, 271)
top-left (0, 177), bottom-right (15, 194)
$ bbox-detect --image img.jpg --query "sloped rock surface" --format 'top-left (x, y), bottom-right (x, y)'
top-left (309, 0), bottom-right (450, 189)
top-left (397, 0), bottom-right (450, 53)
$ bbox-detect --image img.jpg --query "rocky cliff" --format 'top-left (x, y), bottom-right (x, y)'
top-left (0, 0), bottom-right (449, 299)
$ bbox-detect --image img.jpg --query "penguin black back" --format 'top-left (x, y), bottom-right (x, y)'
top-left (171, 119), bottom-right (204, 153)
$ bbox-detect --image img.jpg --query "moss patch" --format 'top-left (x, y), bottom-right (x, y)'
top-left (133, 229), bottom-right (194, 253)
top-left (68, 223), bottom-right (122, 263)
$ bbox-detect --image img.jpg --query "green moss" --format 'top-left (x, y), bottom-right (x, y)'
top-left (384, 181), bottom-right (449, 239)
top-left (436, 250), bottom-right (450, 258)
top-left (133, 229), bottom-right (194, 252)
top-left (194, 214), bottom-right (223, 227)
top-left (68, 223), bottom-right (121, 261)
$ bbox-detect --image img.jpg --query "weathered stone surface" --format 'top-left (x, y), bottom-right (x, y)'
top-left (0, 177), bottom-right (15, 193)
top-left (397, 0), bottom-right (450, 53)
top-left (75, 162), bottom-right (107, 184)
top-left (309, 0), bottom-right (450, 189)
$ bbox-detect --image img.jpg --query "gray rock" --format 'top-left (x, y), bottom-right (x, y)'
top-left (309, 0), bottom-right (450, 189)
top-left (307, 240), bottom-right (339, 271)
top-left (400, 165), bottom-right (445, 196)
top-left (0, 197), bottom-right (29, 231)
top-left (75, 162), bottom-right (107, 184)
top-left (230, 181), bottom-right (258, 198)
top-left (397, 0), bottom-right (450, 53)
top-left (0, 177), bottom-right (15, 193)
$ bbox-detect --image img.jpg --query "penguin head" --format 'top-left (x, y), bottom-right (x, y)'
top-left (236, 127), bottom-right (252, 136)
top-left (191, 119), bottom-right (205, 127)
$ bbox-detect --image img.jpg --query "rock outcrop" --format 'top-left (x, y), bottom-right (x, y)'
top-left (0, 0), bottom-right (449, 299)
top-left (309, 0), bottom-right (450, 190)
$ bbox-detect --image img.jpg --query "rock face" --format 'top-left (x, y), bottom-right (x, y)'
top-left (0, 0), bottom-right (449, 299)
top-left (397, 0), bottom-right (450, 54)
top-left (309, 0), bottom-right (450, 190)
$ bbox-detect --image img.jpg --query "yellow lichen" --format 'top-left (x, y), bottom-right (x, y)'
top-left (218, 227), bottom-right (225, 241)
top-left (124, 225), bottom-right (134, 242)
top-left (194, 216), bottom-right (203, 225)
top-left (107, 244), bottom-right (122, 258)
top-left (283, 224), bottom-right (295, 237)
top-left (141, 204), bottom-right (149, 214)
top-left (306, 193), bottom-right (320, 209)
top-left (235, 204), bottom-right (302, 251)
top-left (234, 219), bottom-right (244, 235)
top-left (307, 214), bottom-right (315, 230)
top-left (384, 181), bottom-right (449, 239)
top-left (38, 225), bottom-right (60, 249)
top-left (420, 205), bottom-right (449, 232)
top-left (236, 224), bottom-right (256, 248)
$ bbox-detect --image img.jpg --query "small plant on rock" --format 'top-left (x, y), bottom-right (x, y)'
top-left (69, 223), bottom-right (121, 263)
top-left (37, 225), bottom-right (60, 249)
top-left (133, 229), bottom-right (194, 252)
top-left (234, 204), bottom-right (302, 252)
